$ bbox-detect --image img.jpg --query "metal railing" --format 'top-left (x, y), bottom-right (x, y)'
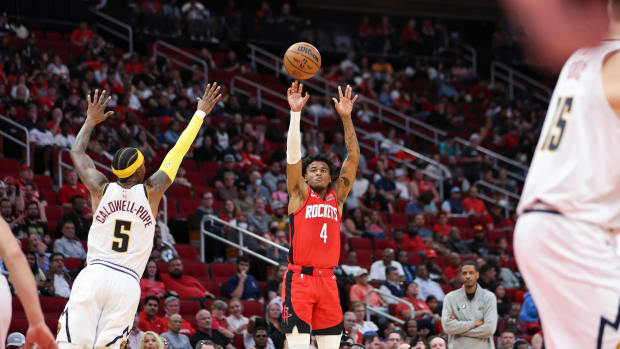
top-left (201, 215), bottom-right (287, 266)
top-left (366, 289), bottom-right (414, 325)
top-left (57, 149), bottom-right (168, 223)
top-left (0, 115), bottom-right (30, 165)
top-left (449, 40), bottom-right (477, 76)
top-left (153, 40), bottom-right (208, 82)
top-left (491, 61), bottom-right (552, 103)
top-left (247, 43), bottom-right (448, 144)
top-left (92, 10), bottom-right (134, 54)
top-left (454, 136), bottom-right (528, 183)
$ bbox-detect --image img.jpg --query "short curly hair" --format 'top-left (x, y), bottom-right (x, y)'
top-left (301, 153), bottom-right (339, 185)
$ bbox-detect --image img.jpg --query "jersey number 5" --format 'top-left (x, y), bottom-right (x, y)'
top-left (541, 97), bottom-right (573, 151)
top-left (320, 223), bottom-right (328, 243)
top-left (112, 220), bottom-right (131, 253)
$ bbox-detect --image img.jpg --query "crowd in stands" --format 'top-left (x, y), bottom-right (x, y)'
top-left (0, 1), bottom-right (548, 348)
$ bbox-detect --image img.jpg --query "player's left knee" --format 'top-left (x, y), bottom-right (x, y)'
top-left (315, 334), bottom-right (342, 349)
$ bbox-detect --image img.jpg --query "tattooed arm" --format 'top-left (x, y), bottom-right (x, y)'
top-left (70, 89), bottom-right (113, 212)
top-left (332, 85), bottom-right (360, 215)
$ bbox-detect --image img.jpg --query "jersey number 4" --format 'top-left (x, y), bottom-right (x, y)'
top-left (112, 220), bottom-right (131, 253)
top-left (541, 97), bottom-right (573, 151)
top-left (320, 223), bottom-right (328, 243)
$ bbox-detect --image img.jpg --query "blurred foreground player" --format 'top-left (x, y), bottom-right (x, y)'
top-left (282, 81), bottom-right (360, 349)
top-left (514, 2), bottom-right (620, 348)
top-left (502, 0), bottom-right (609, 69)
top-left (57, 85), bottom-right (221, 349)
top-left (0, 216), bottom-right (57, 349)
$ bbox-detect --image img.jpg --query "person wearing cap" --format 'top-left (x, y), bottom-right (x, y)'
top-left (463, 187), bottom-right (488, 218)
top-left (349, 268), bottom-right (386, 308)
top-left (6, 332), bottom-right (25, 349)
top-left (441, 187), bottom-right (465, 215)
top-left (16, 164), bottom-right (42, 203)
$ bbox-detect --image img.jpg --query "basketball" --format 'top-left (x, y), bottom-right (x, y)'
top-left (283, 42), bottom-right (322, 80)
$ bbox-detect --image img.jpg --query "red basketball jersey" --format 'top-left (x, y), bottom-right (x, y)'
top-left (288, 187), bottom-right (341, 268)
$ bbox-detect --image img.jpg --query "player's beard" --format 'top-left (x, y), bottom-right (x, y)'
top-left (170, 270), bottom-right (183, 279)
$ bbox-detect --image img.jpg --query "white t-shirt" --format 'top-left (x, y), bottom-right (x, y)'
top-left (54, 273), bottom-right (71, 298)
top-left (55, 133), bottom-right (76, 149)
top-left (226, 314), bottom-right (248, 333)
top-left (30, 128), bottom-right (55, 146)
top-left (369, 260), bottom-right (404, 281)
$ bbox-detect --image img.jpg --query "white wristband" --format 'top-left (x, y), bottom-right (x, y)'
top-left (194, 110), bottom-right (206, 119)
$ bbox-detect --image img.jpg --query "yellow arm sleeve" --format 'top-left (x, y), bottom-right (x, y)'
top-left (159, 114), bottom-right (204, 181)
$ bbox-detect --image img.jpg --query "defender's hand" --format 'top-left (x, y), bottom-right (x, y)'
top-left (26, 322), bottom-right (58, 349)
top-left (86, 89), bottom-right (114, 125)
top-left (287, 80), bottom-right (310, 112)
top-left (197, 82), bottom-right (223, 115)
top-left (332, 85), bottom-right (358, 119)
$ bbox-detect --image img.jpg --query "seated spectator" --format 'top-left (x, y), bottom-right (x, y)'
top-left (360, 183), bottom-right (393, 214)
top-left (25, 250), bottom-right (47, 289)
top-left (349, 269), bottom-right (387, 308)
top-left (343, 311), bottom-right (363, 344)
top-left (401, 221), bottom-right (426, 253)
top-left (139, 331), bottom-right (164, 349)
top-left (396, 282), bottom-right (438, 323)
top-left (378, 266), bottom-right (406, 304)
top-left (496, 303), bottom-right (527, 337)
top-left (403, 318), bottom-right (422, 344)
top-left (369, 248), bottom-right (404, 283)
top-left (468, 225), bottom-right (491, 258)
top-left (47, 54), bottom-right (69, 79)
top-left (445, 227), bottom-right (471, 255)
top-left (210, 300), bottom-right (234, 339)
top-left (396, 249), bottom-right (415, 282)
top-left (43, 253), bottom-right (72, 298)
top-left (337, 250), bottom-right (363, 281)
top-left (54, 120), bottom-right (76, 149)
top-left (226, 299), bottom-right (249, 335)
top-left (263, 161), bottom-right (286, 193)
top-left (263, 301), bottom-right (285, 349)
top-left (270, 202), bottom-right (288, 231)
top-left (174, 167), bottom-right (192, 188)
top-left (265, 264), bottom-right (287, 301)
top-left (191, 310), bottom-right (233, 349)
top-left (463, 187), bottom-right (488, 217)
top-left (223, 256), bottom-right (263, 302)
top-left (53, 221), bottom-right (86, 259)
top-left (270, 181), bottom-right (288, 205)
top-left (5, 333), bottom-right (26, 349)
top-left (126, 314), bottom-right (144, 349)
top-left (58, 171), bottom-right (88, 208)
top-left (0, 198), bottom-right (18, 230)
top-left (191, 191), bottom-right (218, 230)
top-left (162, 314), bottom-right (193, 349)
top-left (432, 212), bottom-right (452, 236)
top-left (216, 172), bottom-right (238, 201)
top-left (139, 296), bottom-right (165, 333)
top-left (352, 302), bottom-right (379, 335)
top-left (248, 172), bottom-right (271, 206)
top-left (497, 330), bottom-right (516, 349)
top-left (16, 166), bottom-right (43, 203)
top-left (250, 326), bottom-right (272, 349)
top-left (519, 291), bottom-right (539, 323)
top-left (345, 171), bottom-right (369, 210)
top-left (442, 252), bottom-right (461, 288)
top-left (366, 210), bottom-right (386, 239)
top-left (140, 259), bottom-right (168, 300)
top-left (375, 168), bottom-right (401, 201)
top-left (28, 233), bottom-right (51, 271)
top-left (233, 184), bottom-right (254, 216)
top-left (247, 198), bottom-right (272, 234)
top-left (266, 230), bottom-right (288, 264)
top-left (161, 258), bottom-right (216, 299)
top-left (151, 225), bottom-right (178, 263)
top-left (343, 208), bottom-right (366, 237)
top-left (494, 284), bottom-right (512, 318)
top-left (478, 263), bottom-right (498, 290)
top-left (71, 21), bottom-right (94, 46)
top-left (29, 114), bottom-right (55, 178)
top-left (414, 265), bottom-right (445, 301)
top-left (157, 296), bottom-right (196, 336)
top-left (14, 201), bottom-right (49, 242)
top-left (441, 187), bottom-right (465, 215)
top-left (57, 195), bottom-right (91, 241)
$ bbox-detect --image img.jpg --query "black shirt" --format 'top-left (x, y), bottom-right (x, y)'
top-left (190, 330), bottom-right (230, 348)
top-left (14, 221), bottom-right (48, 239)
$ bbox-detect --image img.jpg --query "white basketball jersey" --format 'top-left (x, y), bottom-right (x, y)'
top-left (518, 40), bottom-right (620, 230)
top-left (87, 183), bottom-right (155, 277)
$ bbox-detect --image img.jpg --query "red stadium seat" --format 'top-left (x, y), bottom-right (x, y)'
top-left (167, 185), bottom-right (192, 199)
top-left (12, 297), bottom-right (25, 316)
top-left (349, 238), bottom-right (372, 250)
top-left (210, 263), bottom-right (237, 283)
top-left (175, 244), bottom-right (199, 262)
top-left (233, 334), bottom-right (244, 349)
top-left (45, 206), bottom-right (63, 222)
top-left (180, 300), bottom-right (202, 316)
top-left (450, 217), bottom-right (470, 229)
top-left (41, 297), bottom-right (67, 316)
top-left (42, 189), bottom-right (57, 206)
top-left (178, 200), bottom-right (201, 218)
top-left (408, 253), bottom-right (423, 267)
top-left (64, 258), bottom-right (83, 270)
top-left (34, 175), bottom-right (53, 190)
top-left (356, 250), bottom-right (373, 269)
top-left (390, 213), bottom-right (409, 229)
top-left (184, 263), bottom-right (210, 279)
top-left (374, 239), bottom-right (392, 250)
top-left (157, 262), bottom-right (169, 274)
top-left (9, 317), bottom-right (28, 334)
top-left (200, 281), bottom-right (220, 298)
top-left (242, 300), bottom-right (264, 318)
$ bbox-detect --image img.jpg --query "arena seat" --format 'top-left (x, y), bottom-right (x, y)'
top-left (175, 244), bottom-right (199, 262)
top-left (373, 239), bottom-right (392, 250)
top-left (408, 253), bottom-right (423, 267)
top-left (64, 258), bottom-right (83, 270)
top-left (355, 250), bottom-right (373, 269)
top-left (233, 334), bottom-right (244, 349)
top-left (349, 237), bottom-right (372, 250)
top-left (12, 297), bottom-right (25, 316)
top-left (9, 317), bottom-right (28, 334)
top-left (242, 300), bottom-right (264, 318)
top-left (210, 263), bottom-right (237, 283)
top-left (180, 299), bottom-right (202, 316)
top-left (41, 297), bottom-right (68, 316)
top-left (184, 263), bottom-right (210, 280)
top-left (34, 175), bottom-right (53, 190)
top-left (200, 281), bottom-right (220, 298)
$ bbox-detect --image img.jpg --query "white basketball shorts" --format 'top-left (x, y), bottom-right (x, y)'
top-left (57, 260), bottom-right (141, 349)
top-left (0, 274), bottom-right (11, 349)
top-left (514, 211), bottom-right (620, 349)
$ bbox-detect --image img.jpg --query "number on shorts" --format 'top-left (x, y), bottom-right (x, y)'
top-left (112, 220), bottom-right (131, 252)
top-left (320, 223), bottom-right (327, 243)
top-left (541, 96), bottom-right (573, 151)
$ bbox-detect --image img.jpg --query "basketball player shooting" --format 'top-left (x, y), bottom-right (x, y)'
top-left (514, 2), bottom-right (620, 348)
top-left (0, 216), bottom-right (57, 349)
top-left (56, 85), bottom-right (221, 349)
top-left (282, 81), bottom-right (359, 349)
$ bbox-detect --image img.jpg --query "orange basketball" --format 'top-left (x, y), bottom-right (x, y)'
top-left (283, 42), bottom-right (321, 80)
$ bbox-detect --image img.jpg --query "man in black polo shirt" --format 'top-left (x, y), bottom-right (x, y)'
top-left (191, 310), bottom-right (234, 349)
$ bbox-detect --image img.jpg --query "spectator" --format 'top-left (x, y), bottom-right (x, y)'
top-left (478, 263), bottom-right (498, 291)
top-left (71, 21), bottom-right (94, 46)
top-left (157, 296), bottom-right (196, 336)
top-left (161, 258), bottom-right (216, 299)
top-left (349, 269), bottom-right (387, 309)
top-left (16, 165), bottom-right (42, 202)
top-left (248, 172), bottom-right (271, 206)
top-left (433, 212), bottom-right (452, 236)
top-left (234, 185), bottom-right (254, 216)
top-left (57, 195), bottom-right (91, 241)
top-left (182, 0), bottom-right (212, 40)
top-left (6, 332), bottom-right (25, 349)
top-left (151, 225), bottom-right (179, 263)
top-left (247, 198), bottom-right (272, 234)
top-left (396, 249), bottom-right (416, 282)
top-left (264, 263), bottom-right (287, 302)
top-left (14, 201), bottom-right (49, 241)
top-left (386, 331), bottom-right (405, 349)
top-left (428, 336), bottom-right (447, 349)
top-left (47, 54), bottom-right (69, 79)
top-left (403, 318), bottom-right (421, 344)
top-left (345, 171), bottom-right (369, 210)
top-left (270, 182), bottom-right (288, 205)
top-left (1, 198), bottom-right (17, 231)
top-left (441, 261), bottom-right (497, 348)
top-left (263, 301), bottom-right (285, 349)
top-left (53, 221), bottom-right (86, 259)
top-left (414, 265), bottom-right (445, 301)
top-left (262, 161), bottom-right (286, 193)
top-left (468, 225), bottom-right (491, 258)
top-left (221, 51), bottom-right (241, 73)
top-left (351, 302), bottom-right (379, 335)
top-left (360, 183), bottom-right (393, 214)
top-left (379, 266), bottom-right (406, 304)
top-left (58, 171), bottom-right (88, 208)
top-left (369, 248), bottom-right (405, 282)
top-left (139, 296), bottom-right (165, 333)
top-left (441, 187), bottom-right (465, 215)
top-left (216, 172), bottom-right (238, 201)
top-left (127, 313), bottom-right (145, 349)
top-left (140, 259), bottom-right (168, 300)
top-left (343, 311), bottom-right (363, 344)
top-left (375, 168), bottom-right (401, 202)
top-left (29, 117), bottom-right (55, 176)
top-left (25, 250), bottom-right (47, 289)
top-left (223, 256), bottom-right (263, 302)
top-left (266, 230), bottom-right (288, 264)
top-left (250, 326), bottom-right (271, 349)
top-left (496, 303), bottom-right (527, 337)
top-left (445, 227), bottom-right (471, 255)
top-left (191, 310), bottom-right (233, 349)
top-left (519, 291), bottom-right (539, 323)
top-left (461, 134), bottom-right (483, 184)
top-left (165, 120), bottom-right (182, 145)
top-left (512, 339), bottom-right (529, 349)
top-left (366, 210), bottom-right (387, 238)
top-left (162, 314), bottom-right (193, 349)
top-left (226, 299), bottom-right (249, 335)
top-left (361, 334), bottom-right (381, 349)
top-left (396, 282), bottom-right (437, 322)
top-left (28, 233), bottom-right (51, 271)
top-left (343, 208), bottom-right (366, 237)
top-left (210, 300), bottom-right (235, 339)
top-left (463, 187), bottom-right (488, 217)
top-left (401, 220), bottom-right (426, 253)
top-left (270, 202), bottom-right (288, 231)
top-left (191, 191), bottom-right (217, 230)
top-left (498, 330), bottom-right (516, 349)
top-left (337, 250), bottom-right (363, 281)
top-left (43, 253), bottom-right (73, 298)
top-left (139, 331), bottom-right (164, 349)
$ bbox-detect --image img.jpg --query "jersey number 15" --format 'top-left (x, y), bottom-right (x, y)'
top-left (112, 220), bottom-right (131, 253)
top-left (541, 97), bottom-right (573, 151)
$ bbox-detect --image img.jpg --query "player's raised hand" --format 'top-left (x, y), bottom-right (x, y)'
top-left (86, 89), bottom-right (114, 125)
top-left (25, 322), bottom-right (58, 349)
top-left (332, 85), bottom-right (358, 119)
top-left (197, 82), bottom-right (223, 115)
top-left (287, 80), bottom-right (310, 112)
